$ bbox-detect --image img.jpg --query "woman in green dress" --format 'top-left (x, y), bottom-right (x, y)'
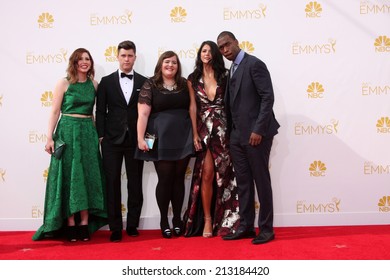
top-left (33, 48), bottom-right (107, 242)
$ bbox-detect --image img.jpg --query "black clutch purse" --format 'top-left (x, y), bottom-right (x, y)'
top-left (53, 138), bottom-right (66, 159)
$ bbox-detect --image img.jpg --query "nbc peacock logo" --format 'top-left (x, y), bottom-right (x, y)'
top-left (305, 1), bottom-right (322, 17)
top-left (185, 166), bottom-right (193, 180)
top-left (43, 168), bottom-right (48, 183)
top-left (378, 196), bottom-right (390, 212)
top-left (307, 82), bottom-right (325, 98)
top-left (0, 168), bottom-right (6, 182)
top-left (255, 201), bottom-right (260, 215)
top-left (376, 117), bottom-right (390, 133)
top-left (374, 35), bottom-right (390, 52)
top-left (170, 6), bottom-right (187, 23)
top-left (37, 12), bottom-right (54, 28)
top-left (40, 91), bottom-right (53, 107)
top-left (104, 46), bottom-right (118, 62)
top-left (309, 160), bottom-right (327, 177)
top-left (121, 203), bottom-right (126, 215)
top-left (240, 41), bottom-right (255, 54)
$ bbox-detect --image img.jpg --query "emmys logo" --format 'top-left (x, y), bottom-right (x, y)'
top-left (362, 83), bottom-right (390, 96)
top-left (374, 36), bottom-right (390, 52)
top-left (223, 4), bottom-right (267, 20)
top-left (26, 49), bottom-right (68, 64)
top-left (292, 39), bottom-right (336, 55)
top-left (305, 1), bottom-right (323, 18)
top-left (170, 7), bottom-right (187, 23)
top-left (0, 168), bottom-right (6, 182)
top-left (158, 45), bottom-right (198, 60)
top-left (0, 95), bottom-right (3, 107)
top-left (40, 91), bottom-right (53, 107)
top-left (29, 131), bottom-right (47, 143)
top-left (309, 160), bottom-right (327, 177)
top-left (239, 41), bottom-right (255, 54)
top-left (376, 117), bottom-right (390, 133)
top-left (90, 10), bottom-right (132, 26)
top-left (32, 206), bottom-right (44, 218)
top-left (43, 168), bottom-right (48, 183)
top-left (378, 196), bottom-right (390, 212)
top-left (307, 82), bottom-right (324, 98)
top-left (104, 46), bottom-right (118, 62)
top-left (37, 12), bottom-right (54, 28)
top-left (364, 162), bottom-right (390, 175)
top-left (297, 198), bottom-right (341, 213)
top-left (360, 1), bottom-right (390, 15)
top-left (295, 119), bottom-right (339, 135)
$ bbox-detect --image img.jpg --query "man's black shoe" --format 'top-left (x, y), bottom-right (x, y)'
top-left (251, 232), bottom-right (275, 245)
top-left (110, 230), bottom-right (122, 242)
top-left (126, 227), bottom-right (139, 237)
top-left (222, 228), bottom-right (256, 240)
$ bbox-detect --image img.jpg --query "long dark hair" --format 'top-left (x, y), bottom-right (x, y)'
top-left (191, 41), bottom-right (227, 88)
top-left (152, 50), bottom-right (186, 91)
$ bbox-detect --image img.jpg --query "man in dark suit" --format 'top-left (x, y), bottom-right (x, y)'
top-left (96, 40), bottom-right (147, 242)
top-left (217, 31), bottom-right (280, 245)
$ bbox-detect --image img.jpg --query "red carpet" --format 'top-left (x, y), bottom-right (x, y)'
top-left (1, 225), bottom-right (389, 260)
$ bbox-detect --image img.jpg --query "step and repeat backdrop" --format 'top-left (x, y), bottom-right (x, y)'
top-left (0, 0), bottom-right (389, 230)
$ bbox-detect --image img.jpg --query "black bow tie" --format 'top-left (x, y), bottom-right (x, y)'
top-left (121, 72), bottom-right (133, 80)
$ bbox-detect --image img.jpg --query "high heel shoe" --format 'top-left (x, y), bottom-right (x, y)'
top-left (67, 226), bottom-right (78, 242)
top-left (78, 225), bottom-right (90, 241)
top-left (161, 228), bottom-right (172, 239)
top-left (173, 226), bottom-right (182, 237)
top-left (203, 216), bottom-right (213, 238)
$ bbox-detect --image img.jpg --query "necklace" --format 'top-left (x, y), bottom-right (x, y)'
top-left (163, 83), bottom-right (177, 91)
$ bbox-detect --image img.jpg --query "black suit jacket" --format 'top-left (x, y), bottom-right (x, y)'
top-left (226, 53), bottom-right (279, 144)
top-left (96, 70), bottom-right (147, 147)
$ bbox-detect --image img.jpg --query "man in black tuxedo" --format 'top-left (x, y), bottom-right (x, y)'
top-left (217, 31), bottom-right (280, 245)
top-left (96, 40), bottom-right (147, 242)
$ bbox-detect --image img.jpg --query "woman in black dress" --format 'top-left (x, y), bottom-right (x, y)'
top-left (136, 51), bottom-right (193, 238)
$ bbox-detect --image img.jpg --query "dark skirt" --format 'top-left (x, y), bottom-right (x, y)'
top-left (135, 109), bottom-right (194, 161)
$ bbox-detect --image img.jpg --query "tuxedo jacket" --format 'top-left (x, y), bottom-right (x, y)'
top-left (226, 53), bottom-right (280, 144)
top-left (96, 70), bottom-right (147, 147)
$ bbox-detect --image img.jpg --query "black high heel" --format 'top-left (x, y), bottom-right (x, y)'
top-left (172, 219), bottom-right (183, 237)
top-left (173, 226), bottom-right (182, 237)
top-left (79, 225), bottom-right (90, 241)
top-left (161, 228), bottom-right (172, 239)
top-left (67, 226), bottom-right (78, 242)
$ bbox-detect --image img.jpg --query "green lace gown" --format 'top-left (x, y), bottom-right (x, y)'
top-left (33, 79), bottom-right (108, 240)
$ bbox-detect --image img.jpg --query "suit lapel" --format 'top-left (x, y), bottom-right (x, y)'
top-left (128, 72), bottom-right (142, 105)
top-left (230, 54), bottom-right (247, 104)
